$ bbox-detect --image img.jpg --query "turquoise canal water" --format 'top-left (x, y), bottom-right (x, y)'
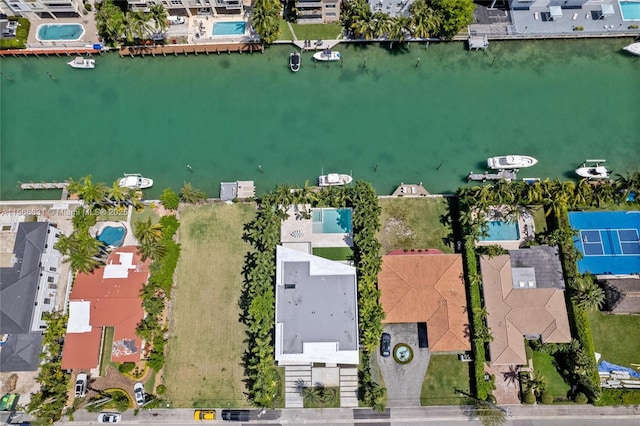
top-left (1, 39), bottom-right (638, 200)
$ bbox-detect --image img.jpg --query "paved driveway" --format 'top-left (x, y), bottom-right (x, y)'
top-left (377, 323), bottom-right (430, 407)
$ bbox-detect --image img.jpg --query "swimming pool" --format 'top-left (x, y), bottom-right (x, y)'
top-left (212, 21), bottom-right (246, 36)
top-left (480, 221), bottom-right (520, 242)
top-left (620, 1), bottom-right (640, 20)
top-left (312, 208), bottom-right (352, 234)
top-left (36, 24), bottom-right (85, 41)
top-left (97, 225), bottom-right (126, 247)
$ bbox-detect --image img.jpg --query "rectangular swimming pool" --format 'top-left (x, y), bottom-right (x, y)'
top-left (480, 220), bottom-right (520, 242)
top-left (36, 23), bottom-right (84, 41)
top-left (569, 211), bottom-right (640, 275)
top-left (312, 208), bottom-right (352, 234)
top-left (212, 21), bottom-right (246, 36)
top-left (619, 1), bottom-right (640, 20)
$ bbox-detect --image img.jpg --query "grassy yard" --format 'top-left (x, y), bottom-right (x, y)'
top-left (164, 203), bottom-right (256, 408)
top-left (312, 247), bottom-right (353, 261)
top-left (378, 198), bottom-right (454, 255)
top-left (99, 327), bottom-right (115, 376)
top-left (531, 351), bottom-right (571, 399)
top-left (278, 19), bottom-right (294, 40)
top-left (420, 355), bottom-right (471, 406)
top-left (588, 310), bottom-right (640, 367)
top-left (290, 23), bottom-right (343, 41)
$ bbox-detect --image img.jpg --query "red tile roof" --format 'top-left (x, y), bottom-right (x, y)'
top-left (61, 246), bottom-right (149, 370)
top-left (379, 254), bottom-right (471, 352)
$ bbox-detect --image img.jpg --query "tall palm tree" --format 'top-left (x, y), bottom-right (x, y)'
top-left (138, 240), bottom-right (168, 261)
top-left (180, 182), bottom-right (207, 204)
top-left (134, 217), bottom-right (163, 245)
top-left (120, 11), bottom-right (136, 43)
top-left (149, 4), bottom-right (168, 34)
top-left (370, 12), bottom-right (391, 38)
top-left (130, 10), bottom-right (153, 41)
top-left (388, 16), bottom-right (411, 42)
top-left (573, 279), bottom-right (605, 311)
top-left (108, 181), bottom-right (130, 205)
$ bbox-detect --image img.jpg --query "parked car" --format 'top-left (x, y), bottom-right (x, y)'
top-left (221, 409), bottom-right (250, 421)
top-left (74, 373), bottom-right (88, 398)
top-left (97, 412), bottom-right (121, 423)
top-left (167, 15), bottom-right (185, 25)
top-left (380, 333), bottom-right (391, 357)
top-left (194, 409), bottom-right (216, 420)
top-left (133, 382), bottom-right (145, 406)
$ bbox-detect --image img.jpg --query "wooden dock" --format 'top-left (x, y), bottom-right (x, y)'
top-left (19, 181), bottom-right (68, 190)
top-left (0, 48), bottom-right (102, 57)
top-left (390, 183), bottom-right (430, 197)
top-left (118, 42), bottom-right (263, 57)
top-left (467, 170), bottom-right (517, 182)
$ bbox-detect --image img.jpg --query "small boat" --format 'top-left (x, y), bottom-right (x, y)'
top-left (575, 159), bottom-right (610, 179)
top-left (318, 173), bottom-right (353, 187)
top-left (118, 173), bottom-right (153, 189)
top-left (313, 49), bottom-right (341, 62)
top-left (289, 52), bottom-right (300, 72)
top-left (67, 56), bottom-right (95, 69)
top-left (622, 42), bottom-right (640, 56)
top-left (487, 155), bottom-right (538, 170)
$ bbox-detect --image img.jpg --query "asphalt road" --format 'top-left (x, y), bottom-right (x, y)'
top-left (44, 404), bottom-right (639, 425)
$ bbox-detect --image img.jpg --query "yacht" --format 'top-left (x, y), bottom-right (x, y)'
top-left (289, 52), bottom-right (300, 72)
top-left (487, 155), bottom-right (538, 170)
top-left (313, 49), bottom-right (341, 62)
top-left (318, 173), bottom-right (353, 187)
top-left (622, 42), bottom-right (640, 56)
top-left (67, 56), bottom-right (96, 69)
top-left (575, 160), bottom-right (610, 179)
top-left (118, 173), bottom-right (154, 189)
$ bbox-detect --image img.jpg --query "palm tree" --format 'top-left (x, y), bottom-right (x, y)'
top-left (120, 11), bottom-right (136, 43)
top-left (138, 240), bottom-right (168, 261)
top-left (388, 16), bottom-right (410, 43)
top-left (180, 182), bottom-right (207, 204)
top-left (573, 278), bottom-right (605, 311)
top-left (108, 181), bottom-right (130, 205)
top-left (134, 217), bottom-right (163, 245)
top-left (130, 10), bottom-right (153, 41)
top-left (410, 1), bottom-right (441, 39)
top-left (371, 12), bottom-right (391, 38)
top-left (149, 4), bottom-right (168, 35)
top-left (68, 175), bottom-right (108, 207)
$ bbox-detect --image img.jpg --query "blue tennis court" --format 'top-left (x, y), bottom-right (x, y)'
top-left (569, 211), bottom-right (640, 275)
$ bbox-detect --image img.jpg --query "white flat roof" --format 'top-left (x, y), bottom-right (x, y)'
top-left (104, 251), bottom-right (135, 279)
top-left (67, 300), bottom-right (92, 333)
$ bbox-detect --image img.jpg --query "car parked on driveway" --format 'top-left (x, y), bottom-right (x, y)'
top-left (133, 382), bottom-right (145, 406)
top-left (380, 333), bottom-right (391, 357)
top-left (74, 373), bottom-right (87, 398)
top-left (97, 412), bottom-right (121, 423)
top-left (194, 409), bottom-right (216, 420)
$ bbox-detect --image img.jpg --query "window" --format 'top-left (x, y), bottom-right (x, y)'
top-left (325, 4), bottom-right (335, 7)
top-left (48, 283), bottom-right (57, 289)
top-left (48, 276), bottom-right (55, 283)
top-left (49, 266), bottom-right (56, 272)
top-left (44, 298), bottom-right (51, 304)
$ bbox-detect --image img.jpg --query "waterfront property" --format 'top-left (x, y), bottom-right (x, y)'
top-left (476, 206), bottom-right (536, 250)
top-left (281, 206), bottom-right (353, 249)
top-left (96, 223), bottom-right (126, 247)
top-left (36, 23), bottom-right (84, 41)
top-left (212, 21), bottom-right (246, 36)
top-left (0, 222), bottom-right (62, 371)
top-left (479, 246), bottom-right (571, 366)
top-left (568, 211), bottom-right (640, 275)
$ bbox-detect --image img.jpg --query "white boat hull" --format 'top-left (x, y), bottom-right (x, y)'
top-left (623, 42), bottom-right (640, 56)
top-left (487, 155), bottom-right (538, 170)
top-left (318, 173), bottom-right (353, 187)
top-left (119, 174), bottom-right (154, 189)
top-left (575, 160), bottom-right (610, 179)
top-left (289, 53), bottom-right (300, 72)
top-left (313, 50), bottom-right (341, 62)
top-left (67, 57), bottom-right (95, 69)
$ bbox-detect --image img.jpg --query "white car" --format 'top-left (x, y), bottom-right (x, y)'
top-left (98, 412), bottom-right (121, 423)
top-left (133, 382), bottom-right (145, 406)
top-left (168, 15), bottom-right (185, 25)
top-left (74, 373), bottom-right (88, 398)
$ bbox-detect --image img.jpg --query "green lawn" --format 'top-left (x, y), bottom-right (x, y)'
top-left (420, 355), bottom-right (471, 406)
top-left (588, 310), bottom-right (640, 367)
top-left (530, 205), bottom-right (547, 234)
top-left (531, 351), bottom-right (570, 399)
top-left (164, 203), bottom-right (256, 408)
top-left (99, 327), bottom-right (115, 376)
top-left (290, 23), bottom-right (343, 41)
top-left (278, 19), bottom-right (294, 41)
top-left (312, 247), bottom-right (353, 261)
top-left (378, 198), bottom-right (454, 255)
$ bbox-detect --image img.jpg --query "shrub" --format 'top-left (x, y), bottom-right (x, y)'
top-left (540, 391), bottom-right (554, 404)
top-left (575, 392), bottom-right (588, 404)
top-left (523, 391), bottom-right (536, 404)
top-left (595, 389), bottom-right (640, 406)
top-left (156, 384), bottom-right (166, 395)
top-left (84, 2), bottom-right (92, 10)
top-left (573, 26), bottom-right (584, 31)
top-left (159, 188), bottom-right (179, 210)
top-left (118, 362), bottom-right (136, 373)
top-left (629, 24), bottom-right (639, 29)
top-left (485, 394), bottom-right (496, 404)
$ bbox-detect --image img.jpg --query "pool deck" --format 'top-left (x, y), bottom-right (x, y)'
top-left (476, 206), bottom-right (535, 250)
top-left (280, 205), bottom-right (353, 249)
top-left (90, 220), bottom-right (138, 247)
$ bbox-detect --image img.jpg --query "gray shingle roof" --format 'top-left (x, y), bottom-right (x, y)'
top-left (509, 246), bottom-right (566, 290)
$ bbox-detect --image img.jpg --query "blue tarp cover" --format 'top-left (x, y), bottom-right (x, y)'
top-left (598, 360), bottom-right (640, 378)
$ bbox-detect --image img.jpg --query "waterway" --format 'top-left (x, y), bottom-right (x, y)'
top-left (1, 38), bottom-right (638, 200)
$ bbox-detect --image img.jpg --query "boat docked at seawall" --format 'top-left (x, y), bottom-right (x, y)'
top-left (118, 173), bottom-right (154, 189)
top-left (487, 155), bottom-right (538, 170)
top-left (313, 49), bottom-right (341, 62)
top-left (318, 173), bottom-right (353, 187)
top-left (289, 52), bottom-right (300, 72)
top-left (67, 56), bottom-right (95, 69)
top-left (622, 42), bottom-right (640, 56)
top-left (575, 160), bottom-right (610, 179)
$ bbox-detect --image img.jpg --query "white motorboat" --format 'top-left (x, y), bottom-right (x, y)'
top-left (67, 56), bottom-right (95, 69)
top-left (622, 42), bottom-right (640, 56)
top-left (118, 173), bottom-right (154, 189)
top-left (289, 52), bottom-right (300, 72)
top-left (313, 49), bottom-right (341, 62)
top-left (487, 155), bottom-right (538, 170)
top-left (575, 160), bottom-right (610, 179)
top-left (318, 173), bottom-right (353, 187)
